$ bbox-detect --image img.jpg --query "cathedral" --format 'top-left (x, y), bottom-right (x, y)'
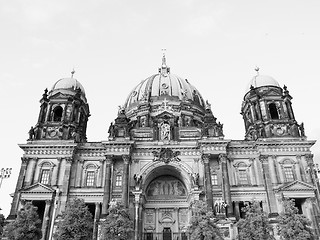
top-left (7, 56), bottom-right (320, 240)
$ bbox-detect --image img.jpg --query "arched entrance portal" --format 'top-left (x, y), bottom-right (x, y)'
top-left (142, 164), bottom-right (192, 240)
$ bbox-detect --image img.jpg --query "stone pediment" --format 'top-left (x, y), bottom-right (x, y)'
top-left (49, 92), bottom-right (70, 99)
top-left (21, 183), bottom-right (55, 194)
top-left (277, 180), bottom-right (315, 192)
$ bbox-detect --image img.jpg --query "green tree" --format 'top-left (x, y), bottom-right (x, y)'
top-left (277, 198), bottom-right (314, 240)
top-left (4, 202), bottom-right (42, 240)
top-left (55, 198), bottom-right (94, 240)
top-left (100, 202), bottom-right (134, 240)
top-left (0, 213), bottom-right (5, 239)
top-left (237, 201), bottom-right (274, 240)
top-left (188, 200), bottom-right (223, 240)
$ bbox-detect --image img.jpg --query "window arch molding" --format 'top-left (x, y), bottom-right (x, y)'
top-left (38, 160), bottom-right (55, 185)
top-left (233, 161), bottom-right (251, 186)
top-left (83, 162), bottom-right (100, 187)
top-left (279, 158), bottom-right (296, 182)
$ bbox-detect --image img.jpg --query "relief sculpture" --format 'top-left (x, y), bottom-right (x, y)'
top-left (147, 179), bottom-right (186, 197)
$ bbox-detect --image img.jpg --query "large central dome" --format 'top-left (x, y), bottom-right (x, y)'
top-left (124, 56), bottom-right (205, 115)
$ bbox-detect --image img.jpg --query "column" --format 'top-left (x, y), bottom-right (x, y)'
top-left (122, 155), bottom-right (131, 208)
top-left (305, 154), bottom-right (315, 184)
top-left (296, 155), bottom-right (306, 182)
top-left (59, 157), bottom-right (73, 213)
top-left (269, 155), bottom-right (278, 184)
top-left (132, 191), bottom-right (142, 240)
top-left (220, 154), bottom-right (233, 216)
top-left (76, 159), bottom-right (84, 187)
top-left (234, 201), bottom-right (240, 220)
top-left (249, 158), bottom-right (257, 185)
top-left (41, 200), bottom-right (52, 240)
top-left (101, 155), bottom-right (113, 216)
top-left (93, 202), bottom-right (101, 240)
top-left (8, 157), bottom-right (28, 218)
top-left (202, 154), bottom-right (213, 209)
top-left (54, 158), bottom-right (62, 186)
top-left (97, 159), bottom-right (104, 188)
top-left (260, 155), bottom-right (277, 214)
top-left (25, 157), bottom-right (38, 186)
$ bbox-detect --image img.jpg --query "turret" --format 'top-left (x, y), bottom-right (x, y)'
top-left (241, 70), bottom-right (303, 140)
top-left (29, 72), bottom-right (90, 142)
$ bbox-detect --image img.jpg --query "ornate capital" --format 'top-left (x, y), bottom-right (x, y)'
top-left (105, 155), bottom-right (114, 165)
top-left (296, 155), bottom-right (302, 160)
top-left (305, 154), bottom-right (314, 163)
top-left (21, 157), bottom-right (29, 164)
top-left (45, 199), bottom-right (52, 205)
top-left (65, 157), bottom-right (73, 164)
top-left (271, 155), bottom-right (277, 160)
top-left (259, 155), bottom-right (269, 163)
top-left (219, 153), bottom-right (227, 163)
top-left (122, 155), bottom-right (131, 164)
top-left (201, 154), bottom-right (210, 164)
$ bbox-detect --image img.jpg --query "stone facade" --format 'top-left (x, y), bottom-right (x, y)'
top-left (8, 57), bottom-right (320, 240)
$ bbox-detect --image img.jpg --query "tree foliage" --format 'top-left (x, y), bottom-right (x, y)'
top-left (4, 202), bottom-right (42, 240)
top-left (188, 200), bottom-right (223, 240)
top-left (277, 198), bottom-right (314, 240)
top-left (237, 201), bottom-right (274, 240)
top-left (0, 213), bottom-right (5, 237)
top-left (55, 198), bottom-right (94, 240)
top-left (100, 202), bottom-right (134, 240)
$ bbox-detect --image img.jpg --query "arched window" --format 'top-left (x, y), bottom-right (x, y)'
top-left (53, 106), bottom-right (63, 122)
top-left (84, 164), bottom-right (98, 187)
top-left (38, 161), bottom-right (54, 185)
top-left (269, 103), bottom-right (279, 119)
top-left (234, 162), bottom-right (250, 185)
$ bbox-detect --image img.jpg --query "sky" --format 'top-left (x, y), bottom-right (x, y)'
top-left (0, 0), bottom-right (320, 217)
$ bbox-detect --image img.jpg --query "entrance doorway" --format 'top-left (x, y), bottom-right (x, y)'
top-left (163, 227), bottom-right (172, 240)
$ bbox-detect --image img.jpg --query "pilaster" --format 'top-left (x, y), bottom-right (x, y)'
top-left (219, 153), bottom-right (233, 216)
top-left (122, 154), bottom-right (131, 208)
top-left (202, 154), bottom-right (213, 209)
top-left (101, 155), bottom-right (113, 216)
top-left (41, 199), bottom-right (52, 240)
top-left (8, 157), bottom-right (29, 218)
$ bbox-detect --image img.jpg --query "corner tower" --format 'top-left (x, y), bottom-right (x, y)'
top-left (31, 73), bottom-right (90, 142)
top-left (241, 70), bottom-right (303, 140)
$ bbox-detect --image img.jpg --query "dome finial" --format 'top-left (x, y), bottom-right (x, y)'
top-left (159, 49), bottom-right (170, 75)
top-left (255, 66), bottom-right (260, 75)
top-left (161, 48), bottom-right (167, 67)
top-left (71, 68), bottom-right (75, 78)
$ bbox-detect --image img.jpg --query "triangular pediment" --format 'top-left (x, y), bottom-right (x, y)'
top-left (21, 182), bottom-right (55, 193)
top-left (49, 92), bottom-right (70, 99)
top-left (278, 180), bottom-right (315, 192)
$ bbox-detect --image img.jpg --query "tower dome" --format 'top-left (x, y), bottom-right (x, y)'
top-left (124, 55), bottom-right (205, 116)
top-left (245, 74), bottom-right (280, 93)
top-left (50, 73), bottom-right (87, 103)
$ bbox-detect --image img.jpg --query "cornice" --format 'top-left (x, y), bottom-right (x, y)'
top-left (19, 142), bottom-right (77, 156)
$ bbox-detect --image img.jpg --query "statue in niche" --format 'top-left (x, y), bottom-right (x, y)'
top-left (160, 123), bottom-right (170, 140)
top-left (140, 116), bottom-right (147, 127)
top-left (28, 126), bottom-right (35, 140)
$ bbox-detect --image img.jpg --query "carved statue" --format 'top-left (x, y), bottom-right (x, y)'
top-left (299, 122), bottom-right (305, 137)
top-left (118, 105), bottom-right (125, 115)
top-left (214, 198), bottom-right (227, 214)
top-left (160, 123), bottom-right (170, 140)
top-left (28, 126), bottom-right (35, 140)
top-left (191, 173), bottom-right (199, 187)
top-left (133, 174), bottom-right (142, 190)
top-left (108, 122), bottom-right (115, 138)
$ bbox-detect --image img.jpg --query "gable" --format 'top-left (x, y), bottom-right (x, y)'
top-left (21, 183), bottom-right (55, 194)
top-left (278, 180), bottom-right (315, 192)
